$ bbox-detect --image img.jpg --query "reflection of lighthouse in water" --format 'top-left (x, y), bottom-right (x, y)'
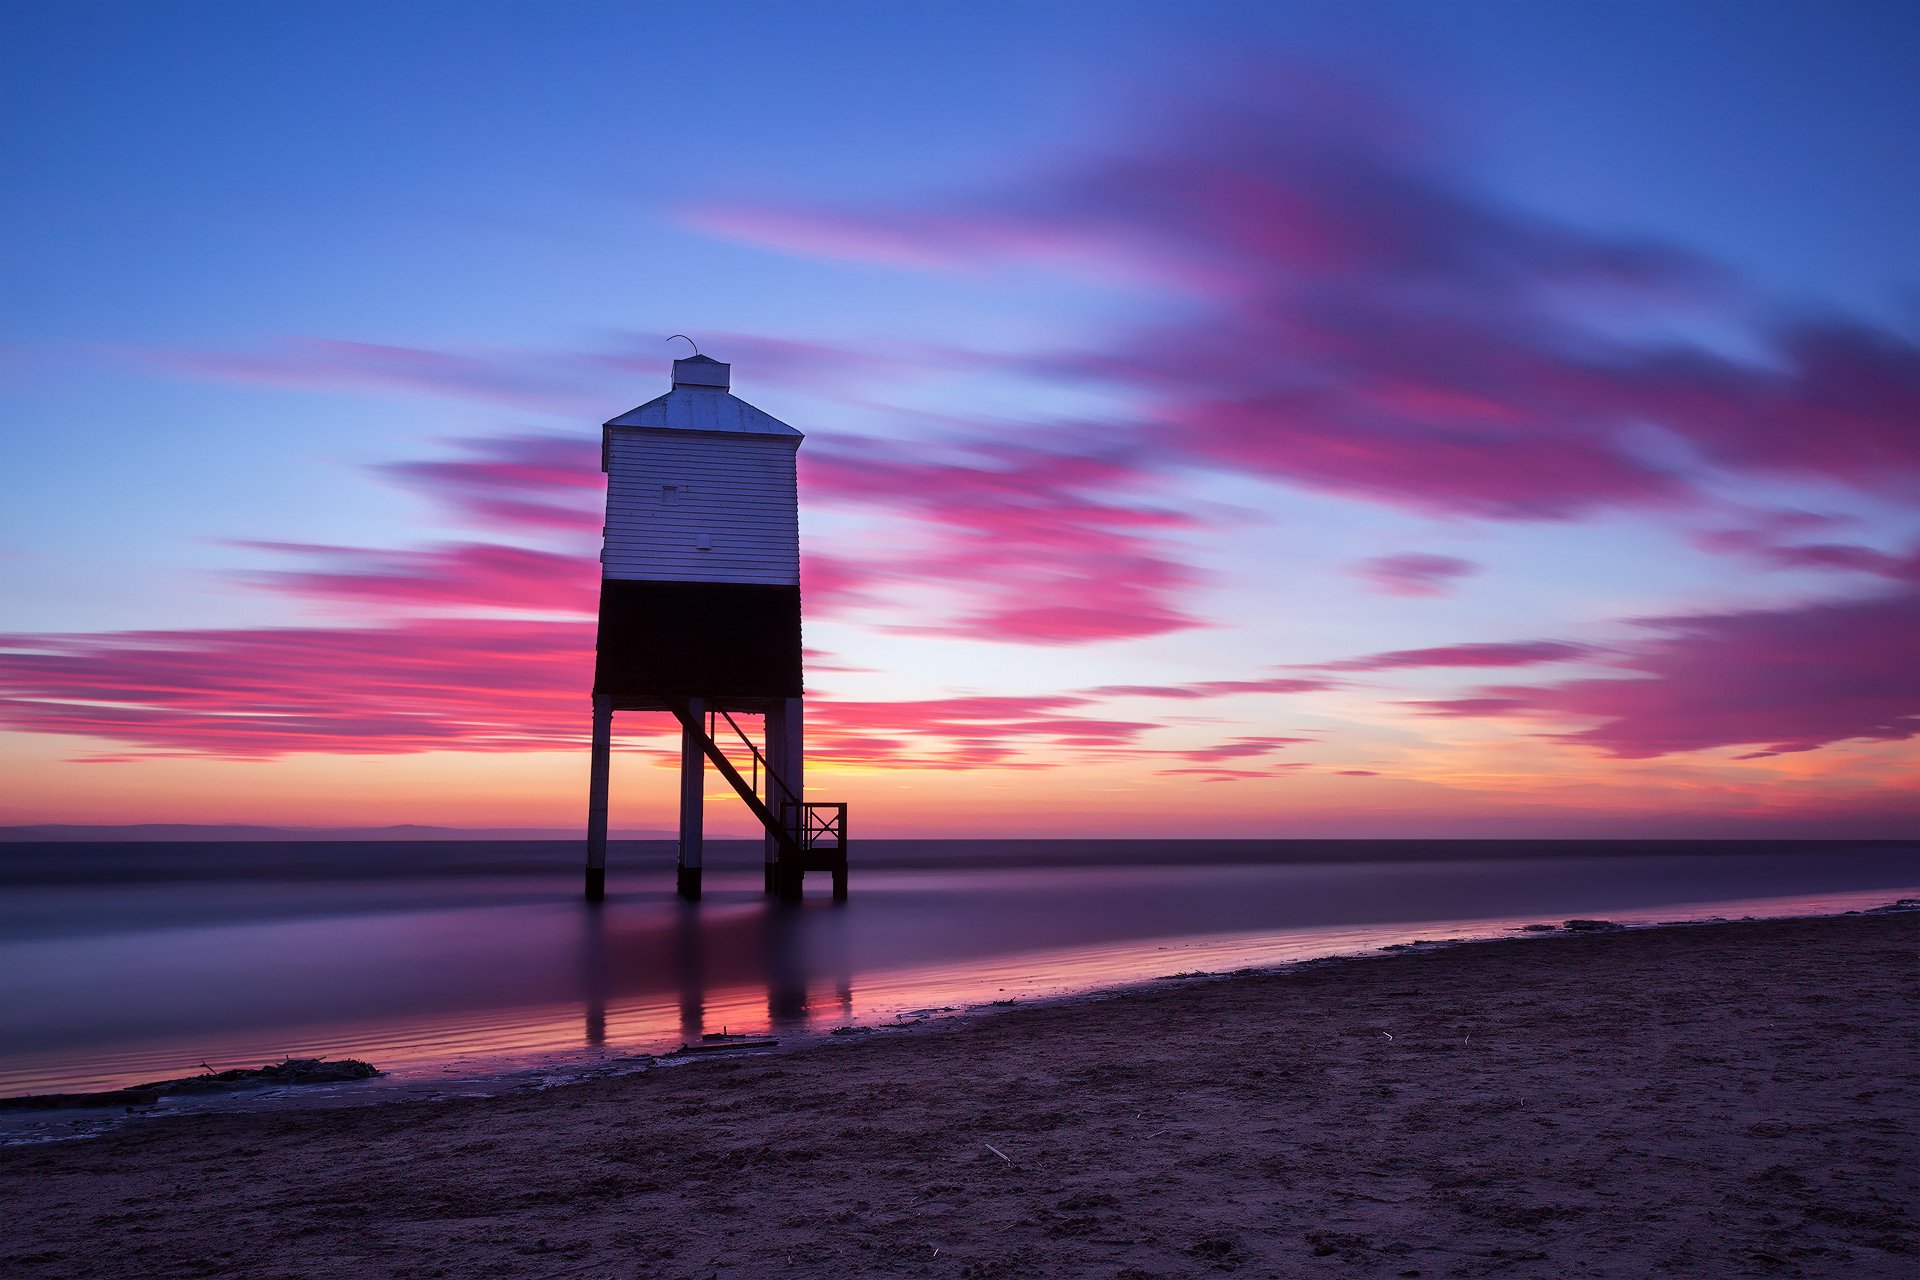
top-left (577, 901), bottom-right (854, 1048)
top-left (583, 352), bottom-right (847, 905)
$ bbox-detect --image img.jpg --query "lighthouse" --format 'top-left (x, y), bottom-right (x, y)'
top-left (583, 352), bottom-right (846, 904)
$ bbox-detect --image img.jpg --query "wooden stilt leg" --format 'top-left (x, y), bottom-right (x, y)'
top-left (764, 702), bottom-right (787, 897)
top-left (585, 693), bottom-right (612, 902)
top-left (781, 697), bottom-right (806, 902)
top-left (678, 696), bottom-right (705, 901)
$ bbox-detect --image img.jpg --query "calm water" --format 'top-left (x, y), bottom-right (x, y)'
top-left (2, 839), bottom-right (1915, 1097)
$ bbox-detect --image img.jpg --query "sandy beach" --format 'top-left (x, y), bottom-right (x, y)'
top-left (5, 911), bottom-right (1914, 1279)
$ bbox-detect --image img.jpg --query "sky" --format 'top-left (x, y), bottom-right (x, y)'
top-left (1, 0), bottom-right (1917, 837)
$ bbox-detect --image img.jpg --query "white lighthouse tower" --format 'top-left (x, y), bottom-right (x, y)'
top-left (583, 352), bottom-right (846, 903)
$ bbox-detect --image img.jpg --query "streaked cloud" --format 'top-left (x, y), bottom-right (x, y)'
top-left (1317, 641), bottom-right (1597, 673)
top-left (1406, 587), bottom-right (1920, 759)
top-left (1353, 552), bottom-right (1479, 598)
top-left (698, 70), bottom-right (1920, 523)
top-left (802, 438), bottom-right (1205, 642)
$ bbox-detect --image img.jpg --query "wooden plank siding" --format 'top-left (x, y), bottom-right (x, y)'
top-left (601, 429), bottom-right (800, 586)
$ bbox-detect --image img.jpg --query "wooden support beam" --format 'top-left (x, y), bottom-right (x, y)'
top-left (763, 700), bottom-right (798, 894)
top-left (584, 693), bottom-right (612, 902)
top-left (776, 697), bottom-right (806, 902)
top-left (677, 696), bottom-right (705, 901)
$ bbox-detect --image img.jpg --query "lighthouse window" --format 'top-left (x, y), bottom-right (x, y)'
top-left (661, 484), bottom-right (682, 504)
top-left (695, 533), bottom-right (712, 551)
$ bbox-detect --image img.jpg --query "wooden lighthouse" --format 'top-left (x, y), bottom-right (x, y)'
top-left (583, 352), bottom-right (847, 904)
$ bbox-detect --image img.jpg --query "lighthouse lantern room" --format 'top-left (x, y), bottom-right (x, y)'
top-left (584, 352), bottom-right (847, 904)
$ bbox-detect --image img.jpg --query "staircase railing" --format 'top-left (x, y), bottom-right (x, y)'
top-left (663, 697), bottom-right (847, 900)
top-left (712, 705), bottom-right (801, 822)
top-left (663, 699), bottom-right (801, 860)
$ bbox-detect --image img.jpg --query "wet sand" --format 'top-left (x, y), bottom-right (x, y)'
top-left (4, 911), bottom-right (1915, 1278)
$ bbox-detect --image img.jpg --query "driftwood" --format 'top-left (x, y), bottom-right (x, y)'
top-left (0, 1057), bottom-right (379, 1111)
top-left (671, 1036), bottom-right (779, 1055)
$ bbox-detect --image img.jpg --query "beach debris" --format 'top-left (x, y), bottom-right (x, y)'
top-left (1380, 1031), bottom-right (1394, 1041)
top-left (983, 1142), bottom-right (1011, 1164)
top-left (0, 1056), bottom-right (380, 1112)
top-left (1563, 919), bottom-right (1623, 932)
top-left (671, 1035), bottom-right (778, 1055)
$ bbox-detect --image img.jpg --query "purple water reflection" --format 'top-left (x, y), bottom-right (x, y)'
top-left (1, 840), bottom-right (1914, 1095)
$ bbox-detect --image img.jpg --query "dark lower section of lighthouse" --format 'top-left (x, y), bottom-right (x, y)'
top-left (584, 577), bottom-right (844, 906)
top-left (592, 580), bottom-right (802, 703)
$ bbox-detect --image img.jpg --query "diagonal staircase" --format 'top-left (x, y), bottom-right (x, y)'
top-left (662, 698), bottom-right (848, 902)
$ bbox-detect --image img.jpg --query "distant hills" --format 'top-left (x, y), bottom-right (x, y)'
top-left (0, 823), bottom-right (675, 842)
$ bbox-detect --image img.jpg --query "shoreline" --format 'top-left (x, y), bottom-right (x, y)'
top-left (7, 839), bottom-right (1914, 1104)
top-left (5, 908), bottom-right (1915, 1277)
top-left (4, 894), bottom-right (1914, 1140)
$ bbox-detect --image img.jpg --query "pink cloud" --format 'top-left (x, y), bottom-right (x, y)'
top-left (1167, 735), bottom-right (1313, 762)
top-left (1319, 641), bottom-right (1597, 672)
top-left (0, 619), bottom-right (599, 758)
top-left (1648, 323), bottom-right (1920, 490)
top-left (1405, 695), bottom-right (1538, 719)
top-left (801, 439), bottom-right (1206, 643)
top-left (1693, 524), bottom-right (1920, 583)
top-left (1194, 676), bottom-right (1340, 695)
top-left (0, 614), bottom-right (1239, 766)
top-left (805, 695), bottom-right (1163, 770)
top-left (695, 70), bottom-right (1920, 521)
top-left (1406, 587), bottom-right (1920, 759)
top-left (1081, 684), bottom-right (1210, 700)
top-left (0, 431), bottom-right (629, 759)
top-left (1082, 676), bottom-right (1336, 699)
top-left (1745, 542), bottom-right (1920, 580)
top-left (1355, 552), bottom-right (1479, 597)
top-left (382, 434), bottom-right (604, 537)
top-left (798, 552), bottom-right (884, 613)
top-left (1148, 735), bottom-right (1315, 778)
top-left (242, 542), bottom-right (598, 616)
top-left (0, 625), bottom-right (1190, 766)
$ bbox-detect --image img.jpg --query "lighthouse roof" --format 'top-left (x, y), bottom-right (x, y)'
top-left (603, 355), bottom-right (802, 437)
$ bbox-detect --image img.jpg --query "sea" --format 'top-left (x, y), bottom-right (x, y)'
top-left (2, 839), bottom-right (1915, 1101)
